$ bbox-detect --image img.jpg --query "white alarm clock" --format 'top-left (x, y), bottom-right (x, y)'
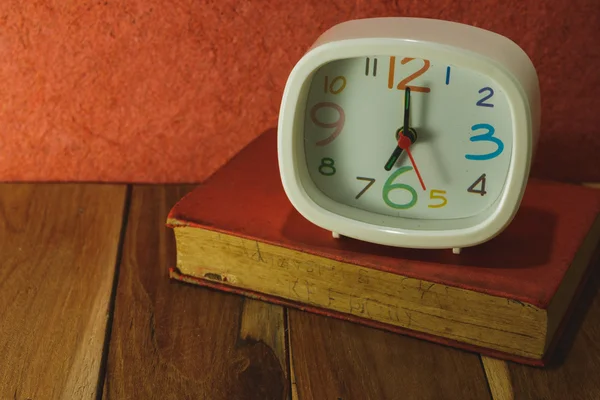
top-left (277, 17), bottom-right (540, 254)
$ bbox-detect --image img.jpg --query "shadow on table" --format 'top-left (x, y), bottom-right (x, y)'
top-left (542, 249), bottom-right (600, 368)
top-left (281, 205), bottom-right (557, 269)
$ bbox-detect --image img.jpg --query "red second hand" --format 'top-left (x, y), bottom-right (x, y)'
top-left (398, 134), bottom-right (426, 191)
top-left (406, 147), bottom-right (426, 191)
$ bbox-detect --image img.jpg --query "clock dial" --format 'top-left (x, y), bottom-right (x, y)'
top-left (303, 55), bottom-right (513, 220)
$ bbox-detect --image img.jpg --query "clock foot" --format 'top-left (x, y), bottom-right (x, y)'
top-left (452, 247), bottom-right (462, 254)
top-left (332, 231), bottom-right (340, 239)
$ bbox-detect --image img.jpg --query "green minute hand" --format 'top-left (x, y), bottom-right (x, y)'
top-left (403, 85), bottom-right (410, 133)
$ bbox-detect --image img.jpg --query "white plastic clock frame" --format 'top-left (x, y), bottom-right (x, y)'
top-left (277, 17), bottom-right (540, 251)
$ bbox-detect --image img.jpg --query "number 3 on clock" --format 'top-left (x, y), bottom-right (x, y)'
top-left (465, 123), bottom-right (504, 160)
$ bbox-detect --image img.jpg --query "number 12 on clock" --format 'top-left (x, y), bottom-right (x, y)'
top-left (388, 56), bottom-right (431, 93)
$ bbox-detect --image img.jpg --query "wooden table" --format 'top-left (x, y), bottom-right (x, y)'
top-left (1, 183), bottom-right (599, 400)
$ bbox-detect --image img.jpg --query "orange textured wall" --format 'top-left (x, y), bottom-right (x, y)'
top-left (0, 1), bottom-right (598, 183)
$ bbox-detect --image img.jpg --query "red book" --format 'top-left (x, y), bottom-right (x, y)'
top-left (166, 127), bottom-right (600, 366)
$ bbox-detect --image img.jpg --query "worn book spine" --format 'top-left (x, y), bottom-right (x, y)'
top-left (169, 225), bottom-right (550, 363)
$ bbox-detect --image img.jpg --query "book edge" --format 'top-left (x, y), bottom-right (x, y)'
top-left (166, 213), bottom-right (554, 307)
top-left (170, 224), bottom-right (549, 360)
top-left (168, 266), bottom-right (546, 367)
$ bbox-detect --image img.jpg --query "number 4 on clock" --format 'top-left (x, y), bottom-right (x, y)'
top-left (467, 173), bottom-right (487, 196)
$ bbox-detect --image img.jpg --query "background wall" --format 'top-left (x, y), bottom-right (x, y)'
top-left (0, 0), bottom-right (598, 183)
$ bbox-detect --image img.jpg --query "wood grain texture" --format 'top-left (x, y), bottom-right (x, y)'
top-left (0, 183), bottom-right (126, 400)
top-left (240, 299), bottom-right (288, 371)
top-left (102, 185), bottom-right (289, 399)
top-left (506, 257), bottom-right (600, 400)
top-left (288, 309), bottom-right (492, 400)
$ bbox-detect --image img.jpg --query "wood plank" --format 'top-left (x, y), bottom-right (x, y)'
top-left (0, 183), bottom-right (127, 400)
top-left (239, 298), bottom-right (288, 368)
top-left (288, 309), bottom-right (492, 400)
top-left (102, 185), bottom-right (289, 399)
top-left (505, 256), bottom-right (600, 399)
top-left (481, 356), bottom-right (514, 400)
top-left (287, 312), bottom-right (300, 400)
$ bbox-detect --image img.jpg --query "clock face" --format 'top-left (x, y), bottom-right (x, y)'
top-left (303, 55), bottom-right (513, 221)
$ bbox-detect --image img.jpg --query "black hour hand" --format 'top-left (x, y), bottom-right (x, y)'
top-left (384, 128), bottom-right (417, 171)
top-left (384, 146), bottom-right (403, 171)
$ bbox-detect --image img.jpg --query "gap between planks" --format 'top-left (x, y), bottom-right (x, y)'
top-left (94, 185), bottom-right (133, 400)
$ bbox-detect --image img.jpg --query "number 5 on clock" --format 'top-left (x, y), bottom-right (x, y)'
top-left (428, 189), bottom-right (447, 208)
